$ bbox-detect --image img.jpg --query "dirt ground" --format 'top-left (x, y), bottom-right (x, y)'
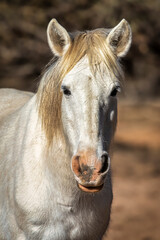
top-left (103, 100), bottom-right (160, 240)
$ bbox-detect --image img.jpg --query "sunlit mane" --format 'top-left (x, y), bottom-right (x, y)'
top-left (37, 29), bottom-right (123, 145)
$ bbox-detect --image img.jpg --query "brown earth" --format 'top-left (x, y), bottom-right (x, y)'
top-left (103, 100), bottom-right (160, 240)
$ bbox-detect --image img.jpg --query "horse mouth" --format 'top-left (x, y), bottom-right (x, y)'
top-left (78, 183), bottom-right (104, 193)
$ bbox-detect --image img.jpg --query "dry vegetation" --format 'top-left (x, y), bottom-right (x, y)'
top-left (0, 0), bottom-right (159, 98)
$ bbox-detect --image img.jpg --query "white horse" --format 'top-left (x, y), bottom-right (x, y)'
top-left (0, 19), bottom-right (131, 239)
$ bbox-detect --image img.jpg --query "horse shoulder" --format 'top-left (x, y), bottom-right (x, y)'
top-left (0, 88), bottom-right (34, 122)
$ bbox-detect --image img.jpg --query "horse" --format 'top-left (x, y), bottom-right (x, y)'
top-left (0, 19), bottom-right (131, 239)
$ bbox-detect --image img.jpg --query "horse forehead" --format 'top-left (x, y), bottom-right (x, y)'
top-left (62, 57), bottom-right (111, 91)
top-left (63, 57), bottom-right (91, 83)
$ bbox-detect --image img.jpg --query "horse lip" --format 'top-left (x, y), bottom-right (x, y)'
top-left (78, 183), bottom-right (104, 193)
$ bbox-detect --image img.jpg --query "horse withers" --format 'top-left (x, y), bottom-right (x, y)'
top-left (0, 19), bottom-right (131, 239)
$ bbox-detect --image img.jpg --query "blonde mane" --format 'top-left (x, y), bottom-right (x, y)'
top-left (37, 29), bottom-right (123, 145)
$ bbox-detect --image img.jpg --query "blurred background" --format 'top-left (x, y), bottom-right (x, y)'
top-left (0, 0), bottom-right (159, 239)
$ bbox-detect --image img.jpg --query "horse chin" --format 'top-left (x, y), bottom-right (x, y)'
top-left (78, 183), bottom-right (104, 193)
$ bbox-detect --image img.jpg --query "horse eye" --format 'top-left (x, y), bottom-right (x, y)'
top-left (61, 86), bottom-right (71, 96)
top-left (110, 86), bottom-right (120, 97)
top-left (110, 88), bottom-right (118, 97)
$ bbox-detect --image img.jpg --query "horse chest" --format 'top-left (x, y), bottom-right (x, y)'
top-left (41, 206), bottom-right (87, 240)
top-left (29, 203), bottom-right (108, 240)
top-left (14, 170), bottom-right (112, 239)
top-left (15, 195), bottom-right (109, 240)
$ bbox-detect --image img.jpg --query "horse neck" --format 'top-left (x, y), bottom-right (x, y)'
top-left (35, 106), bottom-right (75, 192)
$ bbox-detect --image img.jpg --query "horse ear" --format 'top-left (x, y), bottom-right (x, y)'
top-left (47, 19), bottom-right (71, 56)
top-left (107, 19), bottom-right (132, 57)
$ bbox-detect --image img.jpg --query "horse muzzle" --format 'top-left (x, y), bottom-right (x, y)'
top-left (71, 149), bottom-right (110, 193)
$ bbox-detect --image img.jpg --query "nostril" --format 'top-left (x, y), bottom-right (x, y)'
top-left (100, 153), bottom-right (109, 173)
